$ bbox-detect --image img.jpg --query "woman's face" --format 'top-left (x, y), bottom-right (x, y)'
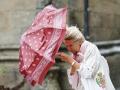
top-left (63, 39), bottom-right (81, 53)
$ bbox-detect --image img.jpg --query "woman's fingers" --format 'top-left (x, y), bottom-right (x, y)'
top-left (56, 52), bottom-right (61, 57)
top-left (56, 52), bottom-right (71, 63)
top-left (55, 52), bottom-right (65, 61)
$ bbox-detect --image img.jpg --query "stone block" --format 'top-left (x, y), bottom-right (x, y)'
top-left (114, 14), bottom-right (120, 28)
top-left (100, 13), bottom-right (114, 28)
top-left (0, 0), bottom-right (36, 11)
top-left (106, 54), bottom-right (120, 89)
top-left (69, 11), bottom-right (84, 28)
top-left (89, 28), bottom-right (113, 41)
top-left (90, 0), bottom-right (120, 15)
top-left (0, 63), bottom-right (61, 90)
top-left (89, 12), bottom-right (102, 28)
top-left (0, 11), bottom-right (10, 32)
top-left (0, 10), bottom-right (36, 45)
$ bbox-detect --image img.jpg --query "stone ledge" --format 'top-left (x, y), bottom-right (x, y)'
top-left (0, 40), bottom-right (120, 61)
top-left (94, 40), bottom-right (120, 47)
top-left (0, 44), bottom-right (19, 50)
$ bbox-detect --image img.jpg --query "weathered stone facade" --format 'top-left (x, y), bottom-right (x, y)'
top-left (69, 0), bottom-right (120, 41)
top-left (0, 0), bottom-right (120, 90)
top-left (0, 0), bottom-right (37, 45)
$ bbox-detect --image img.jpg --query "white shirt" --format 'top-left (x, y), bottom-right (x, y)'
top-left (67, 41), bottom-right (115, 90)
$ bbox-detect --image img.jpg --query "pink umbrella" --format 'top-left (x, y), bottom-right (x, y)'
top-left (19, 5), bottom-right (67, 86)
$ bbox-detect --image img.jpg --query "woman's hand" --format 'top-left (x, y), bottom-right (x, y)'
top-left (56, 52), bottom-right (80, 75)
top-left (56, 52), bottom-right (73, 64)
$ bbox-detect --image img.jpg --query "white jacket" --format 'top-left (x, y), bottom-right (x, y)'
top-left (67, 41), bottom-right (115, 90)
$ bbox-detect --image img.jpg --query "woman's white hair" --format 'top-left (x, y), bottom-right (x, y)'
top-left (65, 26), bottom-right (85, 42)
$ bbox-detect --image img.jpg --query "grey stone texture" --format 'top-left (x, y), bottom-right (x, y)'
top-left (69, 0), bottom-right (120, 41)
top-left (0, 0), bottom-right (120, 90)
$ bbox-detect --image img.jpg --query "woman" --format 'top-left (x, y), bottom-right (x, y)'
top-left (57, 26), bottom-right (115, 90)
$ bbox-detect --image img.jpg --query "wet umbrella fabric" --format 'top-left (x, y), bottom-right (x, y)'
top-left (19, 5), bottom-right (67, 86)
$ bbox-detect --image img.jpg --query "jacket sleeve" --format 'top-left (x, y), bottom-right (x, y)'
top-left (77, 44), bottom-right (101, 79)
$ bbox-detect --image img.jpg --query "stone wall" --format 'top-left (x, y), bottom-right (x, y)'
top-left (0, 0), bottom-right (120, 90)
top-left (1, 0), bottom-right (119, 46)
top-left (0, 0), bottom-right (69, 90)
top-left (0, 1), bottom-right (37, 88)
top-left (89, 0), bottom-right (120, 41)
top-left (0, 0), bottom-right (36, 45)
top-left (106, 54), bottom-right (120, 89)
top-left (69, 0), bottom-right (120, 41)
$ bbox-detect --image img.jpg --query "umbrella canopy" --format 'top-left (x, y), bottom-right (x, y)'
top-left (19, 5), bottom-right (67, 86)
